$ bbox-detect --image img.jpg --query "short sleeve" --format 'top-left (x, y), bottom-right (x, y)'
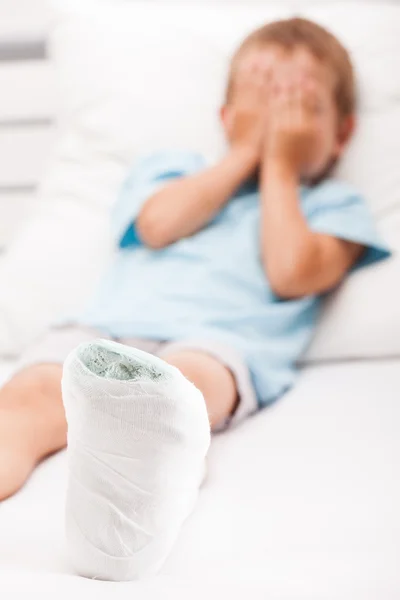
top-left (111, 151), bottom-right (205, 249)
top-left (304, 180), bottom-right (391, 269)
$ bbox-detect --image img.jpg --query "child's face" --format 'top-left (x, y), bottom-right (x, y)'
top-left (221, 45), bottom-right (355, 180)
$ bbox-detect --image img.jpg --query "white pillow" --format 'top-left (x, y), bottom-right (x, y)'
top-left (0, 0), bottom-right (399, 358)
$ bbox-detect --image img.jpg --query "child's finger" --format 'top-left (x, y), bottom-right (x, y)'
top-left (234, 59), bottom-right (258, 107)
top-left (286, 64), bottom-right (299, 93)
top-left (237, 55), bottom-right (268, 108)
top-left (302, 76), bottom-right (324, 114)
top-left (272, 87), bottom-right (292, 130)
top-left (278, 69), bottom-right (297, 106)
top-left (294, 79), bottom-right (305, 118)
top-left (268, 91), bottom-right (283, 137)
top-left (252, 59), bottom-right (267, 100)
top-left (260, 62), bottom-right (273, 102)
top-left (268, 83), bottom-right (282, 122)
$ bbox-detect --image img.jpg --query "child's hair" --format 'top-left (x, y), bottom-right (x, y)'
top-left (227, 17), bottom-right (356, 120)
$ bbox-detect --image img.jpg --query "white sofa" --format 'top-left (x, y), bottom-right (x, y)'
top-left (0, 1), bottom-right (399, 598)
top-left (1, 357), bottom-right (400, 599)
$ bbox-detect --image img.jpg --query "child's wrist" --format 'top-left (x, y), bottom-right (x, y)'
top-left (229, 144), bottom-right (259, 173)
top-left (263, 157), bottom-right (299, 184)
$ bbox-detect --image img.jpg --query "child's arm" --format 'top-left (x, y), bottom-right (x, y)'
top-left (261, 78), bottom-right (363, 299)
top-left (136, 147), bottom-right (256, 249)
top-left (261, 162), bottom-right (363, 298)
top-left (136, 60), bottom-right (267, 249)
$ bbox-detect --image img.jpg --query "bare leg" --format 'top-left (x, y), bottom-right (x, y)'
top-left (0, 364), bottom-right (67, 500)
top-left (162, 350), bottom-right (238, 430)
top-left (0, 350), bottom-right (236, 501)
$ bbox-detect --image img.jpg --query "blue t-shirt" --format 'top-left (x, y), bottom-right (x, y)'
top-left (78, 151), bottom-right (390, 407)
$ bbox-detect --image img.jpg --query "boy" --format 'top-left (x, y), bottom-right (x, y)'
top-left (0, 18), bottom-right (389, 580)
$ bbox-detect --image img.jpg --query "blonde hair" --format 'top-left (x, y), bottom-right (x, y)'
top-left (227, 17), bottom-right (356, 119)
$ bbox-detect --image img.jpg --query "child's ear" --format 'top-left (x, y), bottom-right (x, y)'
top-left (335, 114), bottom-right (356, 157)
top-left (220, 104), bottom-right (229, 126)
top-left (220, 104), bottom-right (235, 138)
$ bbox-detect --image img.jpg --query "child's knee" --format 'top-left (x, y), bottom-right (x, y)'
top-left (3, 364), bottom-right (63, 401)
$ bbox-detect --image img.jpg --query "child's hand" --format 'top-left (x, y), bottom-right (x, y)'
top-left (229, 58), bottom-right (270, 167)
top-left (265, 74), bottom-right (322, 177)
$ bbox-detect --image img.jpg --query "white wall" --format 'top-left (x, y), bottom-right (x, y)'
top-left (0, 0), bottom-right (54, 247)
top-left (0, 0), bottom-right (50, 38)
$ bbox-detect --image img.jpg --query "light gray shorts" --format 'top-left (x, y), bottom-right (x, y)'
top-left (17, 324), bottom-right (259, 430)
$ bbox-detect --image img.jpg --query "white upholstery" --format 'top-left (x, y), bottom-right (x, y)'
top-left (0, 0), bottom-right (55, 248)
top-left (0, 1), bottom-right (399, 358)
top-left (1, 357), bottom-right (399, 598)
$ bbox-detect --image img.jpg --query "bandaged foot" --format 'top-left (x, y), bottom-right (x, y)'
top-left (62, 339), bottom-right (210, 581)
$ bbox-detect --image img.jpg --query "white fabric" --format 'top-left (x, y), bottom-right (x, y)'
top-left (1, 357), bottom-right (399, 597)
top-left (62, 339), bottom-right (210, 581)
top-left (0, 0), bottom-right (399, 359)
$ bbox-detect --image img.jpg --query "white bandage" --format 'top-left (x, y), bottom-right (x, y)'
top-left (62, 339), bottom-right (210, 581)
